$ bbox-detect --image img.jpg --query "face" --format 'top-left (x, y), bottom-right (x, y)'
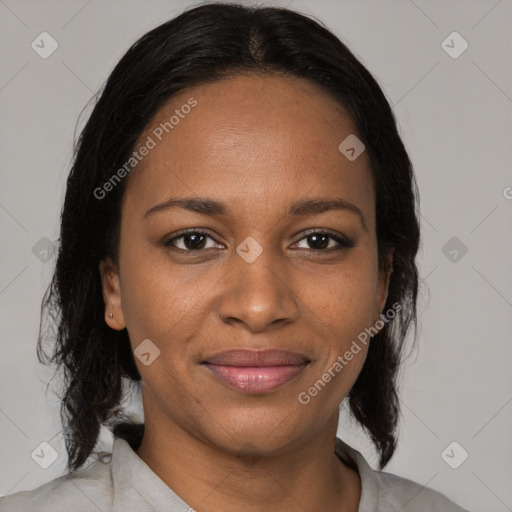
top-left (100, 73), bottom-right (392, 456)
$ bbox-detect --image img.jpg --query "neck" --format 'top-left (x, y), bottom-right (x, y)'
top-left (135, 408), bottom-right (361, 512)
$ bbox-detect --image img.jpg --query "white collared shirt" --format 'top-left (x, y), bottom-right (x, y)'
top-left (0, 436), bottom-right (470, 511)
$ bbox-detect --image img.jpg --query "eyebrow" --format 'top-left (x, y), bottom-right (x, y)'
top-left (144, 196), bottom-right (367, 230)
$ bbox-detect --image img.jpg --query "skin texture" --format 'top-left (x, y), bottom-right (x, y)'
top-left (99, 73), bottom-right (393, 512)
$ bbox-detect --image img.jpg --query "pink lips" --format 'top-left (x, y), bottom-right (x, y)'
top-left (202, 349), bottom-right (310, 393)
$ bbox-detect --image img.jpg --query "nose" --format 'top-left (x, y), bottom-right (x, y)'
top-left (216, 249), bottom-right (301, 333)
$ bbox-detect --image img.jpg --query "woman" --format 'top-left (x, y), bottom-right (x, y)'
top-left (0, 3), bottom-right (471, 511)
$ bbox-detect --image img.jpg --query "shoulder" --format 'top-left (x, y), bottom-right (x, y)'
top-left (0, 455), bottom-right (113, 512)
top-left (375, 470), bottom-right (471, 511)
top-left (335, 438), bottom-right (471, 512)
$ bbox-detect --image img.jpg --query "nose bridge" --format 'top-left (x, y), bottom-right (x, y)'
top-left (216, 237), bottom-right (300, 331)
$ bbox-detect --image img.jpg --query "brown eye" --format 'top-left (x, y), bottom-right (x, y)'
top-left (295, 230), bottom-right (354, 251)
top-left (164, 230), bottom-right (221, 251)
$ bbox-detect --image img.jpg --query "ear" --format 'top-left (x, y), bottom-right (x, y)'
top-left (99, 258), bottom-right (126, 330)
top-left (376, 247), bottom-right (394, 316)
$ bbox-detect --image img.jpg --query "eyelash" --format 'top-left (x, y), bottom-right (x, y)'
top-left (163, 228), bottom-right (354, 253)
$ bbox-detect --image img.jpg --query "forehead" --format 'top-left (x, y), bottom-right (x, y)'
top-left (123, 73), bottom-right (374, 220)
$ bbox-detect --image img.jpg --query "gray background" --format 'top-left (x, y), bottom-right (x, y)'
top-left (1, 0), bottom-right (511, 510)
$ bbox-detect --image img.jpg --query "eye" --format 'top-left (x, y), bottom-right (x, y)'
top-left (163, 229), bottom-right (223, 251)
top-left (294, 229), bottom-right (354, 252)
top-left (163, 228), bottom-right (354, 253)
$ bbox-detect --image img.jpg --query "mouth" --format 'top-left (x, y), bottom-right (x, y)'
top-left (201, 349), bottom-right (310, 394)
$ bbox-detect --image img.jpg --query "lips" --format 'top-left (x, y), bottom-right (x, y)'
top-left (204, 349), bottom-right (309, 367)
top-left (201, 349), bottom-right (310, 393)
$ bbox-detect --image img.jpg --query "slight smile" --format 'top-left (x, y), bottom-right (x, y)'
top-left (201, 349), bottom-right (311, 393)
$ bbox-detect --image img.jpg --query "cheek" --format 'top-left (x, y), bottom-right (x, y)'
top-left (120, 262), bottom-right (199, 341)
top-left (297, 261), bottom-right (377, 406)
top-left (309, 252), bottom-right (380, 336)
top-left (118, 238), bottom-right (227, 358)
top-left (118, 236), bottom-right (176, 340)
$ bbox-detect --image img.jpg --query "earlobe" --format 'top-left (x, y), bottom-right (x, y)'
top-left (98, 258), bottom-right (126, 330)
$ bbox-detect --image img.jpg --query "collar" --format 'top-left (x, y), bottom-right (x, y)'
top-left (110, 435), bottom-right (380, 511)
top-left (111, 436), bottom-right (192, 511)
top-left (335, 437), bottom-right (380, 510)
